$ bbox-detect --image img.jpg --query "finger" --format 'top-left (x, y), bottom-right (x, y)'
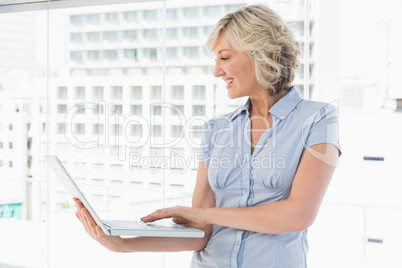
top-left (74, 198), bottom-right (85, 210)
top-left (95, 225), bottom-right (105, 240)
top-left (142, 207), bottom-right (181, 222)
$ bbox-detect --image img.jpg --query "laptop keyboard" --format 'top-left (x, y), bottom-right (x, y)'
top-left (103, 220), bottom-right (155, 230)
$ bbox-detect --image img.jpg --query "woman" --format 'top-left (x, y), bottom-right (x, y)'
top-left (75, 4), bottom-right (341, 267)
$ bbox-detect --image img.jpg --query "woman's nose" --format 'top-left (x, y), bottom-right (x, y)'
top-left (213, 61), bottom-right (225, 77)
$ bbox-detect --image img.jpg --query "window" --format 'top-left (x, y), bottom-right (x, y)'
top-left (88, 32), bottom-right (101, 43)
top-left (124, 30), bottom-right (138, 42)
top-left (192, 105), bottom-right (205, 116)
top-left (150, 86), bottom-right (162, 100)
top-left (183, 27), bottom-right (199, 39)
top-left (105, 12), bottom-right (119, 24)
top-left (183, 46), bottom-right (198, 59)
top-left (131, 86), bottom-right (142, 99)
top-left (124, 11), bottom-right (138, 23)
top-left (88, 14), bottom-right (100, 25)
top-left (166, 28), bottom-right (178, 40)
top-left (130, 105), bottom-right (142, 115)
top-left (192, 85), bottom-right (206, 99)
top-left (111, 86), bottom-right (123, 99)
top-left (3, 1), bottom-right (400, 268)
top-left (171, 86), bottom-right (184, 100)
top-left (57, 87), bottom-right (68, 99)
top-left (92, 86), bottom-right (103, 99)
top-left (8, 142), bottom-right (13, 149)
top-left (75, 87), bottom-right (85, 99)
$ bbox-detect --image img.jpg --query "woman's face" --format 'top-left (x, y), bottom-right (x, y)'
top-left (213, 34), bottom-right (263, 99)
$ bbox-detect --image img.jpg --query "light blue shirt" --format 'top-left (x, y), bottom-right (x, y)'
top-left (191, 87), bottom-right (341, 268)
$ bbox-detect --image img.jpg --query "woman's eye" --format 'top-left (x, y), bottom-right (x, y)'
top-left (220, 57), bottom-right (228, 61)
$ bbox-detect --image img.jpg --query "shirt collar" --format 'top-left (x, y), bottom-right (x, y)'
top-left (269, 86), bottom-right (303, 120)
top-left (229, 86), bottom-right (303, 122)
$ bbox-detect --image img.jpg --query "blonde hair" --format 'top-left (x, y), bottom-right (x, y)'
top-left (206, 5), bottom-right (301, 95)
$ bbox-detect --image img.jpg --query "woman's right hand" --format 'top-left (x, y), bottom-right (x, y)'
top-left (74, 197), bottom-right (127, 252)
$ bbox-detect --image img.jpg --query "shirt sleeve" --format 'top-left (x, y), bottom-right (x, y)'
top-left (302, 103), bottom-right (342, 156)
top-left (199, 120), bottom-right (214, 165)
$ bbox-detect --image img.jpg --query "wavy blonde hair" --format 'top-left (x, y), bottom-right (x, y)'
top-left (206, 5), bottom-right (301, 95)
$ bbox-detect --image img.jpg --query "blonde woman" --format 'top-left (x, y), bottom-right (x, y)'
top-left (75, 5), bottom-right (341, 267)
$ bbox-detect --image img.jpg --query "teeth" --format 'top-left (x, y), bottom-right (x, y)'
top-left (225, 78), bottom-right (234, 85)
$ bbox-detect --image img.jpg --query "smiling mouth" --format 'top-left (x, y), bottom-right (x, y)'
top-left (225, 78), bottom-right (234, 85)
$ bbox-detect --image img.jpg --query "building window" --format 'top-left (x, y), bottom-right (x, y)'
top-left (183, 27), bottom-right (199, 40)
top-left (144, 10), bottom-right (159, 22)
top-left (124, 11), bottom-right (138, 23)
top-left (166, 28), bottom-right (178, 40)
top-left (183, 47), bottom-right (198, 59)
top-left (166, 9), bottom-right (178, 21)
top-left (171, 105), bottom-right (184, 116)
top-left (88, 50), bottom-right (101, 62)
top-left (171, 86), bottom-right (184, 100)
top-left (192, 85), bottom-right (206, 99)
top-left (104, 49), bottom-right (119, 61)
top-left (124, 49), bottom-right (137, 61)
top-left (0, 142), bottom-right (3, 149)
top-left (150, 86), bottom-right (162, 100)
top-left (8, 124), bottom-right (13, 131)
top-left (131, 86), bottom-right (142, 99)
top-left (92, 86), bottom-right (103, 99)
top-left (87, 14), bottom-right (100, 25)
top-left (166, 47), bottom-right (178, 59)
top-left (70, 51), bottom-right (83, 63)
top-left (0, 160), bottom-right (3, 167)
top-left (192, 105), bottom-right (205, 116)
top-left (9, 161), bottom-right (13, 168)
top-left (74, 87), bottom-right (85, 99)
top-left (57, 123), bottom-right (65, 134)
top-left (104, 31), bottom-right (119, 43)
top-left (74, 123), bottom-right (85, 135)
top-left (130, 124), bottom-right (142, 137)
top-left (151, 125), bottom-right (162, 138)
top-left (111, 86), bottom-right (123, 99)
top-left (171, 125), bottom-right (184, 137)
top-left (204, 6), bottom-right (221, 18)
top-left (92, 124), bottom-right (104, 135)
top-left (143, 48), bottom-right (157, 62)
top-left (70, 33), bottom-right (82, 44)
top-left (130, 105), bottom-right (142, 115)
top-left (105, 12), bottom-right (119, 24)
top-left (183, 7), bottom-right (199, 19)
top-left (88, 32), bottom-right (101, 43)
top-left (9, 142), bottom-right (13, 149)
top-left (151, 105), bottom-right (162, 116)
top-left (57, 87), bottom-right (68, 99)
top-left (124, 30), bottom-right (138, 42)
top-left (144, 29), bottom-right (158, 41)
top-left (70, 15), bottom-right (83, 26)
top-left (57, 104), bottom-right (67, 114)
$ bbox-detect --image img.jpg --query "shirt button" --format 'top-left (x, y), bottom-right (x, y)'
top-left (237, 240), bottom-right (241, 246)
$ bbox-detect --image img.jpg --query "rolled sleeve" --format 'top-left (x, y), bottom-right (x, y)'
top-left (302, 103), bottom-right (342, 156)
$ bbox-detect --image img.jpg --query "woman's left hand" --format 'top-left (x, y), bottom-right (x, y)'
top-left (141, 206), bottom-right (209, 229)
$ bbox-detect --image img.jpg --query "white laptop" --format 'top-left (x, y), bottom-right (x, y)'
top-left (45, 155), bottom-right (204, 238)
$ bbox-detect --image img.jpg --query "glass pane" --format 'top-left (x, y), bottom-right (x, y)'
top-left (0, 10), bottom-right (47, 267)
top-left (46, 2), bottom-right (166, 267)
